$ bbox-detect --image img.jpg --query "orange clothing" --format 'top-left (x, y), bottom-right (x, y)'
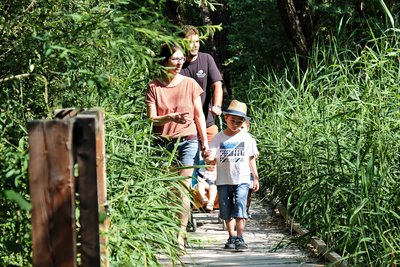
top-left (146, 76), bottom-right (203, 138)
top-left (206, 124), bottom-right (219, 143)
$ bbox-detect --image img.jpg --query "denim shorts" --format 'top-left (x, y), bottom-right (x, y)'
top-left (164, 139), bottom-right (199, 167)
top-left (217, 183), bottom-right (249, 220)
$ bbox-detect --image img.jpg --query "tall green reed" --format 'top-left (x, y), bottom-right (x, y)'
top-left (105, 113), bottom-right (189, 266)
top-left (244, 31), bottom-right (400, 266)
top-left (0, 0), bottom-right (190, 264)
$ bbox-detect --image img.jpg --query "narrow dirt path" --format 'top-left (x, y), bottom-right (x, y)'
top-left (160, 198), bottom-right (327, 266)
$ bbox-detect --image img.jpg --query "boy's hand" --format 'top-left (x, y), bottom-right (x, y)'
top-left (253, 179), bottom-right (259, 192)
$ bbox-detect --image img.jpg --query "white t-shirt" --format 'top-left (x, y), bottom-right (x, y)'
top-left (209, 131), bottom-right (259, 186)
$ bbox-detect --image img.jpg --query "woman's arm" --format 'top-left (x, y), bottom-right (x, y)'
top-left (147, 103), bottom-right (189, 126)
top-left (193, 95), bottom-right (209, 150)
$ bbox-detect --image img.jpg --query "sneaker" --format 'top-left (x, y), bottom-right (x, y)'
top-left (224, 236), bottom-right (236, 249)
top-left (235, 236), bottom-right (248, 251)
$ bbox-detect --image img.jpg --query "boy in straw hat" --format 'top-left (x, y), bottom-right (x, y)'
top-left (204, 100), bottom-right (260, 251)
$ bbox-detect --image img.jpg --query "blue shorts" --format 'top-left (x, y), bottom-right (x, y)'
top-left (217, 183), bottom-right (249, 220)
top-left (165, 139), bottom-right (199, 166)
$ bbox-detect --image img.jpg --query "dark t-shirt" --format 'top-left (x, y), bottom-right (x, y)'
top-left (181, 52), bottom-right (223, 127)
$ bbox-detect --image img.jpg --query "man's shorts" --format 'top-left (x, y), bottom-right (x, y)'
top-left (217, 183), bottom-right (249, 220)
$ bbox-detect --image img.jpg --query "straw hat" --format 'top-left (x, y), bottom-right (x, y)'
top-left (223, 100), bottom-right (250, 121)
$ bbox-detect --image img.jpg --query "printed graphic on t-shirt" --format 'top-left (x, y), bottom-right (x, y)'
top-left (220, 142), bottom-right (245, 163)
top-left (196, 69), bottom-right (206, 78)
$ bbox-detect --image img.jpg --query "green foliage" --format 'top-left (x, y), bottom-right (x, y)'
top-left (0, 0), bottom-right (193, 265)
top-left (226, 0), bottom-right (292, 78)
top-left (226, 0), bottom-right (400, 98)
top-left (177, 0), bottom-right (219, 12)
top-left (312, 0), bottom-right (399, 34)
top-left (0, 138), bottom-right (31, 266)
top-left (105, 116), bottom-right (188, 265)
top-left (2, 0), bottom-right (400, 265)
top-left (246, 30), bottom-right (400, 266)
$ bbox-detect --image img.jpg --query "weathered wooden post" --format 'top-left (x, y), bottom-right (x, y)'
top-left (74, 114), bottom-right (100, 266)
top-left (93, 111), bottom-right (110, 267)
top-left (28, 109), bottom-right (108, 267)
top-left (75, 110), bottom-right (109, 267)
top-left (28, 120), bottom-right (77, 267)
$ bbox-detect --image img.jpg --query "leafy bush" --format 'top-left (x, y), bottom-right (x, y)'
top-left (0, 0), bottom-right (187, 265)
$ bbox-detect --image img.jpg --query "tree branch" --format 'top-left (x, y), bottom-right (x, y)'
top-left (24, 0), bottom-right (37, 13)
top-left (0, 73), bottom-right (31, 83)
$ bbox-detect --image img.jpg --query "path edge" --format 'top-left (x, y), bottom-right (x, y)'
top-left (271, 201), bottom-right (348, 267)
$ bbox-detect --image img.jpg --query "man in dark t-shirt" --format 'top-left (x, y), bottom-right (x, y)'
top-left (180, 25), bottom-right (223, 143)
top-left (180, 25), bottom-right (223, 212)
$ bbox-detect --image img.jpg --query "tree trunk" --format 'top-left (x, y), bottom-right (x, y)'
top-left (200, 0), bottom-right (212, 26)
top-left (164, 0), bottom-right (183, 25)
top-left (276, 0), bottom-right (314, 69)
top-left (200, 1), bottom-right (217, 56)
top-left (209, 0), bottom-right (231, 98)
top-left (294, 0), bottom-right (313, 50)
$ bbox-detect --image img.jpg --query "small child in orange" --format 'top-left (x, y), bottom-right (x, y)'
top-left (196, 160), bottom-right (218, 211)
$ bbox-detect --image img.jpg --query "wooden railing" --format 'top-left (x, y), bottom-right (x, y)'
top-left (28, 108), bottom-right (109, 267)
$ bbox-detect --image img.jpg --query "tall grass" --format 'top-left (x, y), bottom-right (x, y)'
top-left (246, 31), bottom-right (400, 266)
top-left (0, 1), bottom-right (190, 265)
top-left (105, 113), bottom-right (187, 265)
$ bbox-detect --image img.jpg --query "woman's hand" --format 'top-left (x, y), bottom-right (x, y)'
top-left (147, 104), bottom-right (190, 126)
top-left (202, 148), bottom-right (216, 165)
top-left (170, 112), bottom-right (190, 124)
top-left (201, 143), bottom-right (209, 152)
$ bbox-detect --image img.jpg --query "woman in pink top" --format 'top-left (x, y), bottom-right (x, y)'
top-left (146, 44), bottom-right (208, 251)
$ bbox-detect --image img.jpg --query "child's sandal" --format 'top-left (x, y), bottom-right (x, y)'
top-left (205, 203), bottom-right (214, 211)
top-left (201, 197), bottom-right (209, 205)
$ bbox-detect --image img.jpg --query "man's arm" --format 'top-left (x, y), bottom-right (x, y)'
top-left (210, 81), bottom-right (223, 116)
top-left (205, 53), bottom-right (223, 116)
